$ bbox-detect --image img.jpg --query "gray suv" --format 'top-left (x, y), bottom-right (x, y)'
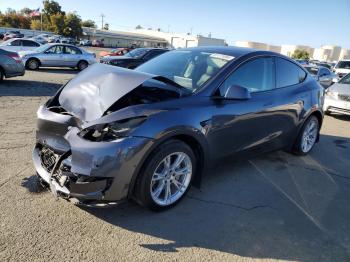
top-left (0, 48), bottom-right (25, 81)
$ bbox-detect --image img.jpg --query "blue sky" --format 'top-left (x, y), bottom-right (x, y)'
top-left (1, 0), bottom-right (349, 48)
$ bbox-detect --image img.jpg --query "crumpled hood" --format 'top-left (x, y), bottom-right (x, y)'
top-left (59, 63), bottom-right (155, 122)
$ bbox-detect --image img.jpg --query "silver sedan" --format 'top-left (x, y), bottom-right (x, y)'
top-left (18, 44), bottom-right (97, 70)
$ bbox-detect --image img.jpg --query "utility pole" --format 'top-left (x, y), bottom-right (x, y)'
top-left (101, 14), bottom-right (105, 30)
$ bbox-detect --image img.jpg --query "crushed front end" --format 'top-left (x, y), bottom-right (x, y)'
top-left (33, 104), bottom-right (153, 205)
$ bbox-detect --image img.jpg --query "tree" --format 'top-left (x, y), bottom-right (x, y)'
top-left (43, 0), bottom-right (64, 16)
top-left (81, 19), bottom-right (96, 28)
top-left (20, 8), bottom-right (32, 16)
top-left (135, 25), bottom-right (143, 29)
top-left (0, 8), bottom-right (31, 29)
top-left (63, 12), bottom-right (82, 38)
top-left (103, 23), bottom-right (109, 30)
top-left (49, 13), bottom-right (65, 34)
top-left (30, 19), bottom-right (41, 30)
top-left (292, 49), bottom-right (310, 60)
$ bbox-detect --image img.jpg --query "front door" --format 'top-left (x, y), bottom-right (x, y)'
top-left (41, 45), bottom-right (65, 66)
top-left (207, 57), bottom-right (281, 158)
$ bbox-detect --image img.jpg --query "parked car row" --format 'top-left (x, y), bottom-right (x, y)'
top-left (100, 48), bottom-right (169, 69)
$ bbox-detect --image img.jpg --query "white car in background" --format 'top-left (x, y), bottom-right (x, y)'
top-left (334, 60), bottom-right (350, 79)
top-left (0, 38), bottom-right (41, 52)
top-left (324, 73), bottom-right (350, 116)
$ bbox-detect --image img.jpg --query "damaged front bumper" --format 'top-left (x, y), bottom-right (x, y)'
top-left (33, 106), bottom-right (153, 204)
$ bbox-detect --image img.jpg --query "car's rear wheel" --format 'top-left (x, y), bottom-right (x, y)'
top-left (77, 60), bottom-right (88, 71)
top-left (293, 115), bottom-right (319, 155)
top-left (26, 58), bottom-right (39, 70)
top-left (135, 140), bottom-right (196, 211)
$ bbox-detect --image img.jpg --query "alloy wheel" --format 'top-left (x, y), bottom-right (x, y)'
top-left (150, 152), bottom-right (192, 206)
top-left (301, 119), bottom-right (318, 153)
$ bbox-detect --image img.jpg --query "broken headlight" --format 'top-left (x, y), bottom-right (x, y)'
top-left (78, 116), bottom-right (147, 142)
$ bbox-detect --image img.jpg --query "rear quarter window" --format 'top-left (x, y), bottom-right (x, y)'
top-left (276, 58), bottom-right (306, 88)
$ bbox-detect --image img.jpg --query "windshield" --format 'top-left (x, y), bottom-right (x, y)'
top-left (35, 44), bottom-right (50, 52)
top-left (339, 74), bottom-right (350, 84)
top-left (136, 50), bottom-right (234, 91)
top-left (124, 48), bottom-right (148, 58)
top-left (305, 67), bottom-right (319, 75)
top-left (336, 61), bottom-right (350, 69)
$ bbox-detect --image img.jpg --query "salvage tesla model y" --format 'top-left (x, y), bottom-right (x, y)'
top-left (33, 47), bottom-right (324, 210)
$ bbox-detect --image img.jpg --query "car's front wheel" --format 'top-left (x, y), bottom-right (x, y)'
top-left (293, 115), bottom-right (320, 155)
top-left (135, 140), bottom-right (196, 211)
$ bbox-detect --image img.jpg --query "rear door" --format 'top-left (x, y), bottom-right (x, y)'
top-left (63, 46), bottom-right (83, 67)
top-left (271, 57), bottom-right (309, 144)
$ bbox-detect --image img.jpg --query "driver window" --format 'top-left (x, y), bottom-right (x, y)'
top-left (220, 57), bottom-right (274, 96)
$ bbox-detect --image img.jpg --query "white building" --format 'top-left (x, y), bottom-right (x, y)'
top-left (82, 27), bottom-right (167, 48)
top-left (132, 29), bottom-right (226, 48)
top-left (235, 41), bottom-right (282, 53)
top-left (235, 41), bottom-right (269, 50)
top-left (339, 49), bottom-right (350, 60)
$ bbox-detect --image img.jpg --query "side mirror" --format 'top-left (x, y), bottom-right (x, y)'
top-left (332, 77), bottom-right (339, 83)
top-left (223, 85), bottom-right (251, 100)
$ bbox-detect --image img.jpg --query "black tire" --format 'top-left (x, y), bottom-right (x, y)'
top-left (26, 58), bottom-right (39, 70)
top-left (293, 115), bottom-right (319, 156)
top-left (135, 139), bottom-right (196, 211)
top-left (77, 60), bottom-right (88, 71)
top-left (0, 68), bottom-right (4, 81)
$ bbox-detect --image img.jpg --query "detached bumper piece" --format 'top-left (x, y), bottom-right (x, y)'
top-left (33, 143), bottom-right (114, 206)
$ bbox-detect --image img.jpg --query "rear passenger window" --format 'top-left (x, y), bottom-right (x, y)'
top-left (10, 40), bottom-right (21, 46)
top-left (22, 40), bottom-right (40, 47)
top-left (276, 58), bottom-right (306, 88)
